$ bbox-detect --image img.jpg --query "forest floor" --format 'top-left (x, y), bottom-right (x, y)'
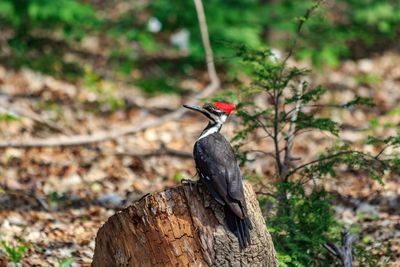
top-left (0, 52), bottom-right (399, 266)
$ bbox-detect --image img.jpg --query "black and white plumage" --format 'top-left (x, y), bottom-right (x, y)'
top-left (183, 102), bottom-right (252, 249)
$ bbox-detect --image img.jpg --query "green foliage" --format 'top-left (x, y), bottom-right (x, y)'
top-left (285, 85), bottom-right (325, 104)
top-left (147, 0), bottom-right (400, 67)
top-left (354, 74), bottom-right (381, 86)
top-left (0, 0), bottom-right (98, 79)
top-left (136, 77), bottom-right (180, 95)
top-left (232, 43), bottom-right (342, 265)
top-left (58, 257), bottom-right (75, 267)
top-left (268, 0), bottom-right (400, 66)
top-left (234, 44), bottom-right (399, 265)
top-left (228, 2), bottom-right (400, 265)
top-left (341, 97), bottom-right (375, 109)
top-left (231, 45), bottom-right (342, 161)
top-left (0, 0), bottom-right (98, 40)
top-left (1, 240), bottom-right (28, 263)
top-left (2, 0), bottom-right (399, 86)
top-left (309, 142), bottom-right (399, 185)
top-left (0, 0), bottom-right (399, 85)
top-left (232, 44), bottom-right (399, 182)
top-left (0, 111), bottom-right (19, 122)
top-left (267, 183), bottom-right (338, 266)
top-left (172, 172), bottom-right (185, 183)
top-left (148, 0), bottom-right (265, 62)
top-left (295, 112), bottom-right (339, 136)
top-left (47, 191), bottom-right (66, 209)
top-left (367, 135), bottom-right (400, 147)
top-left (388, 106), bottom-right (400, 116)
top-left (83, 67), bottom-right (125, 111)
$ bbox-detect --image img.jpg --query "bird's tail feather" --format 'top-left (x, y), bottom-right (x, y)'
top-left (225, 207), bottom-right (252, 249)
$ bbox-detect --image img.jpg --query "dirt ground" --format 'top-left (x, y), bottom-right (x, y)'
top-left (0, 53), bottom-right (399, 266)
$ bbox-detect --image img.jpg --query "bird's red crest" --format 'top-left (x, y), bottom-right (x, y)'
top-left (212, 102), bottom-right (235, 115)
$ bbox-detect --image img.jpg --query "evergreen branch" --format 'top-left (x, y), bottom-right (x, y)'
top-left (286, 150), bottom-right (384, 178)
top-left (287, 151), bottom-right (352, 177)
top-left (281, 0), bottom-right (324, 68)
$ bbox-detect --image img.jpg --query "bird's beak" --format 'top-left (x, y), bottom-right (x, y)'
top-left (183, 104), bottom-right (211, 118)
top-left (183, 104), bottom-right (204, 113)
top-left (183, 104), bottom-right (214, 121)
top-left (183, 104), bottom-right (207, 115)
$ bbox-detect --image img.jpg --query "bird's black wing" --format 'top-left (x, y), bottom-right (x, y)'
top-left (194, 132), bottom-right (252, 248)
top-left (194, 132), bottom-right (246, 218)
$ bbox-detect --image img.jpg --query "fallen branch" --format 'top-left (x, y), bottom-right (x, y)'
top-left (0, 0), bottom-right (219, 148)
top-left (0, 96), bottom-right (67, 134)
top-left (115, 143), bottom-right (192, 159)
top-left (1, 186), bottom-right (50, 212)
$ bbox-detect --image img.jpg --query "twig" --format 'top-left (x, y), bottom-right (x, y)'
top-left (255, 118), bottom-right (274, 138)
top-left (281, 0), bottom-right (324, 67)
top-left (1, 187), bottom-right (50, 211)
top-left (0, 0), bottom-right (219, 148)
top-left (0, 115), bottom-right (183, 148)
top-left (374, 145), bottom-right (389, 159)
top-left (323, 229), bottom-right (357, 267)
top-left (0, 96), bottom-right (66, 134)
top-left (116, 144), bottom-right (192, 159)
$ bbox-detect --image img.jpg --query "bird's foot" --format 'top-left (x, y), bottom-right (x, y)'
top-left (181, 179), bottom-right (197, 191)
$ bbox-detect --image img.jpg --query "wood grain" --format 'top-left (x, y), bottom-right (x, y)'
top-left (92, 182), bottom-right (277, 267)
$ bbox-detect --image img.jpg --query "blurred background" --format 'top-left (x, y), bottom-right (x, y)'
top-left (0, 0), bottom-right (399, 266)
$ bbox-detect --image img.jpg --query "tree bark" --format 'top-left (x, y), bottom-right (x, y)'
top-left (92, 181), bottom-right (277, 267)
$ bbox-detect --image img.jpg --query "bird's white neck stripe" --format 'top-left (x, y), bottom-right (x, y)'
top-left (197, 123), bottom-right (221, 141)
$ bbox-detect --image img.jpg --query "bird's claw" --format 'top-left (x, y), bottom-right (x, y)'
top-left (181, 179), bottom-right (197, 191)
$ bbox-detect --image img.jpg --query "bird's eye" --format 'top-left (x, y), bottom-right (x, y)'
top-left (204, 105), bottom-right (214, 112)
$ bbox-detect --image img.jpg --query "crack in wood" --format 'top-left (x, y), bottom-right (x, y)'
top-left (92, 182), bottom-right (277, 266)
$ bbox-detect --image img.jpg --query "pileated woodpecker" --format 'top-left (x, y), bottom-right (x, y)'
top-left (183, 102), bottom-right (252, 249)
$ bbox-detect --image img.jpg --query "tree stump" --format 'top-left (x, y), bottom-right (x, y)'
top-left (92, 181), bottom-right (277, 266)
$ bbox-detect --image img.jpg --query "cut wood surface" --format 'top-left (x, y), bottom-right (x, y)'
top-left (92, 181), bottom-right (277, 266)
